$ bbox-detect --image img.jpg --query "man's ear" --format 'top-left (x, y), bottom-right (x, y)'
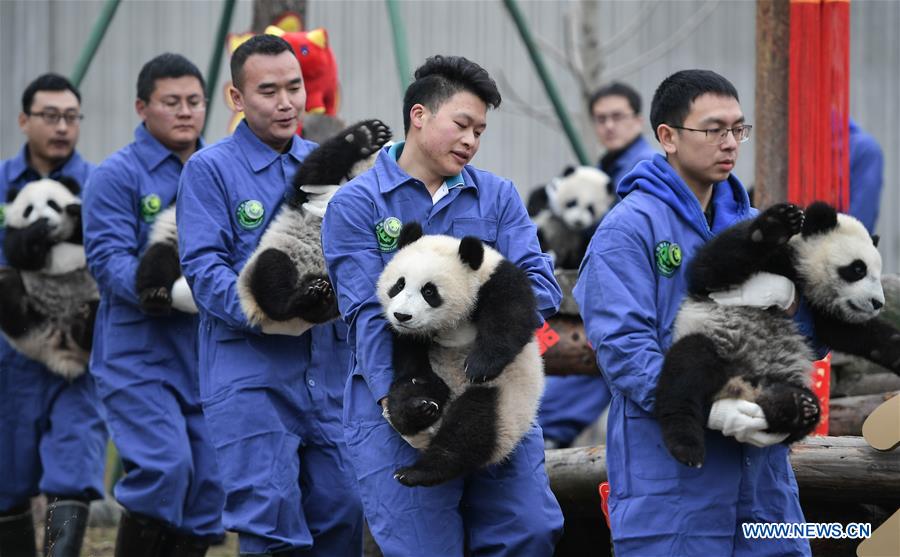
top-left (228, 85), bottom-right (245, 113)
top-left (657, 124), bottom-right (677, 155)
top-left (135, 98), bottom-right (147, 121)
top-left (18, 112), bottom-right (27, 131)
top-left (409, 104), bottom-right (427, 131)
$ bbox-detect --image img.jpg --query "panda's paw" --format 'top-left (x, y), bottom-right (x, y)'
top-left (138, 287), bottom-right (173, 316)
top-left (344, 119), bottom-right (392, 157)
top-left (663, 430), bottom-right (705, 468)
top-left (795, 391), bottom-right (820, 428)
top-left (751, 203), bottom-right (804, 245)
top-left (292, 276), bottom-right (339, 323)
top-left (464, 352), bottom-right (504, 384)
top-left (393, 465), bottom-right (452, 487)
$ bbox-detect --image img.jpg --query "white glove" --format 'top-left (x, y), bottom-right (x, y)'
top-left (260, 317), bottom-right (314, 337)
top-left (707, 398), bottom-right (789, 447)
top-left (709, 272), bottom-right (796, 310)
top-left (299, 184), bottom-right (341, 218)
top-left (170, 276), bottom-right (199, 314)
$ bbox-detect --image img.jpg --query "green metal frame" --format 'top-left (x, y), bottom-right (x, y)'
top-left (204, 0), bottom-right (238, 135)
top-left (385, 0), bottom-right (412, 93)
top-left (70, 0), bottom-right (122, 88)
top-left (502, 0), bottom-right (591, 165)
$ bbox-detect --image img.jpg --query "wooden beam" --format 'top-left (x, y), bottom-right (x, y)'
top-left (754, 0), bottom-right (790, 208)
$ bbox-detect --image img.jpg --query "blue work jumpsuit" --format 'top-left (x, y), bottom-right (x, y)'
top-left (321, 142), bottom-right (564, 557)
top-left (82, 124), bottom-right (224, 537)
top-left (0, 146), bottom-right (107, 512)
top-left (574, 154), bottom-right (811, 556)
top-left (177, 121), bottom-right (361, 556)
top-left (539, 135), bottom-right (657, 447)
top-left (848, 118), bottom-right (884, 234)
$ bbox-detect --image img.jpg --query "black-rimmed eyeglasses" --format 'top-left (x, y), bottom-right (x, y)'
top-left (669, 124), bottom-right (752, 144)
top-left (28, 110), bottom-right (84, 126)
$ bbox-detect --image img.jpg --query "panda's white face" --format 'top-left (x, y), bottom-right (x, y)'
top-left (5, 179), bottom-right (80, 242)
top-left (547, 166), bottom-right (613, 231)
top-left (793, 214), bottom-right (884, 323)
top-left (377, 236), bottom-right (482, 335)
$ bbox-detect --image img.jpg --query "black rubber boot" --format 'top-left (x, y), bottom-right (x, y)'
top-left (168, 533), bottom-right (211, 557)
top-left (0, 506), bottom-right (37, 557)
top-left (43, 498), bottom-right (89, 557)
top-left (113, 510), bottom-right (173, 557)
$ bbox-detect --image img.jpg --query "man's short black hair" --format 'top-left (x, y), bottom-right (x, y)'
top-left (230, 35), bottom-right (293, 91)
top-left (588, 82), bottom-right (642, 116)
top-left (137, 53), bottom-right (205, 102)
top-left (403, 55), bottom-right (502, 134)
top-left (650, 69), bottom-right (739, 140)
top-left (21, 73), bottom-right (81, 114)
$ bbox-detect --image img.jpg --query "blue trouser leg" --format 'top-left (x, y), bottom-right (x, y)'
top-left (538, 375), bottom-right (611, 446)
top-left (343, 375), bottom-right (563, 557)
top-left (0, 358), bottom-right (106, 510)
top-left (98, 377), bottom-right (224, 537)
top-left (202, 387), bottom-right (362, 555)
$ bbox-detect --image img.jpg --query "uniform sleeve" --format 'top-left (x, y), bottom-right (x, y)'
top-left (82, 163), bottom-right (142, 306)
top-left (849, 137), bottom-right (884, 233)
top-left (495, 181), bottom-right (561, 322)
top-left (177, 156), bottom-right (255, 332)
top-left (322, 197), bottom-right (394, 403)
top-left (574, 226), bottom-right (663, 414)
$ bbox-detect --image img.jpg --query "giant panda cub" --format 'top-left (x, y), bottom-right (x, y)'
top-left (135, 204), bottom-right (198, 316)
top-left (656, 202), bottom-right (900, 468)
top-left (237, 119), bottom-right (392, 332)
top-left (377, 222), bottom-right (544, 487)
top-left (0, 177), bottom-right (99, 378)
top-left (527, 165), bottom-right (612, 269)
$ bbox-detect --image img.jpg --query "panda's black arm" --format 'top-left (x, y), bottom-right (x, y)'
top-left (3, 221), bottom-right (55, 271)
top-left (813, 312), bottom-right (900, 375)
top-left (466, 261), bottom-right (540, 383)
top-left (387, 333), bottom-right (450, 435)
top-left (689, 203), bottom-right (803, 295)
top-left (291, 120), bottom-right (391, 193)
top-left (0, 268), bottom-right (43, 338)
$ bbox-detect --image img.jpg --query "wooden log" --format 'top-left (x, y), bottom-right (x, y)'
top-left (545, 436), bottom-right (900, 519)
top-left (830, 391), bottom-right (899, 436)
top-left (544, 315), bottom-right (600, 376)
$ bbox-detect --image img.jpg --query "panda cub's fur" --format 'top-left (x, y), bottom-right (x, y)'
top-left (0, 177), bottom-right (99, 378)
top-left (527, 165), bottom-right (612, 269)
top-left (655, 202), bottom-right (900, 468)
top-left (237, 119), bottom-right (391, 330)
top-left (377, 222), bottom-right (544, 487)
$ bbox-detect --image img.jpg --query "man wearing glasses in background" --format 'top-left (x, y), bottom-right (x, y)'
top-left (0, 74), bottom-right (107, 557)
top-left (575, 70), bottom-right (812, 556)
top-left (539, 82), bottom-right (658, 451)
top-left (83, 53), bottom-right (224, 557)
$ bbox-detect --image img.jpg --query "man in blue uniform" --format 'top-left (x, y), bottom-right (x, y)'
top-left (176, 35), bottom-right (361, 556)
top-left (83, 54), bottom-right (224, 557)
top-left (848, 118), bottom-right (884, 234)
top-left (540, 82), bottom-right (657, 449)
top-left (322, 55), bottom-right (564, 556)
top-left (575, 69), bottom-right (812, 556)
top-left (0, 73), bottom-right (106, 557)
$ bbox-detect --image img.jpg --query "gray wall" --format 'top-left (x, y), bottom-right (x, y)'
top-left (1, 0), bottom-right (896, 272)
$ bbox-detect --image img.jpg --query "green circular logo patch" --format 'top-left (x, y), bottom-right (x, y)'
top-left (236, 199), bottom-right (265, 230)
top-left (0, 204), bottom-right (5, 228)
top-left (375, 216), bottom-right (403, 252)
top-left (140, 194), bottom-right (162, 223)
top-left (655, 241), bottom-right (682, 278)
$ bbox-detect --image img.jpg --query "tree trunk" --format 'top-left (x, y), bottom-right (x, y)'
top-left (829, 391), bottom-right (899, 436)
top-left (754, 0), bottom-right (790, 208)
top-left (251, 0), bottom-right (308, 32)
top-left (544, 315), bottom-right (600, 376)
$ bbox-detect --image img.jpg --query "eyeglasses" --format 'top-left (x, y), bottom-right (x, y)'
top-left (28, 110), bottom-right (84, 126)
top-left (592, 112), bottom-right (635, 126)
top-left (669, 124), bottom-right (752, 144)
top-left (154, 97), bottom-right (207, 114)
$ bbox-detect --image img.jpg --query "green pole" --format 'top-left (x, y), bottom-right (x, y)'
top-left (502, 0), bottom-right (591, 165)
top-left (203, 0), bottom-right (238, 134)
top-left (70, 0), bottom-right (121, 88)
top-left (385, 0), bottom-right (412, 93)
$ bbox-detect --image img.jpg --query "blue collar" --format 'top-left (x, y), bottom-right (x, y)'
top-left (234, 119), bottom-right (309, 172)
top-left (378, 141), bottom-right (467, 193)
top-left (6, 144), bottom-right (84, 184)
top-left (133, 124), bottom-right (203, 171)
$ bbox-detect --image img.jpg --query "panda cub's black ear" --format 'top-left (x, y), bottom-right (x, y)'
top-left (398, 221), bottom-right (423, 249)
top-left (55, 175), bottom-right (81, 196)
top-left (802, 201), bottom-right (838, 238)
top-left (871, 234), bottom-right (880, 247)
top-left (562, 165), bottom-right (576, 177)
top-left (6, 188), bottom-right (19, 203)
top-left (458, 236), bottom-right (484, 270)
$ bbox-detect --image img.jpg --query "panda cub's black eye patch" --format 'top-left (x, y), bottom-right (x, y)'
top-left (388, 277), bottom-right (405, 298)
top-left (421, 282), bottom-right (442, 308)
top-left (838, 259), bottom-right (868, 283)
top-left (23, 205), bottom-right (33, 219)
top-left (46, 199), bottom-right (61, 212)
top-left (565, 200), bottom-right (577, 209)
